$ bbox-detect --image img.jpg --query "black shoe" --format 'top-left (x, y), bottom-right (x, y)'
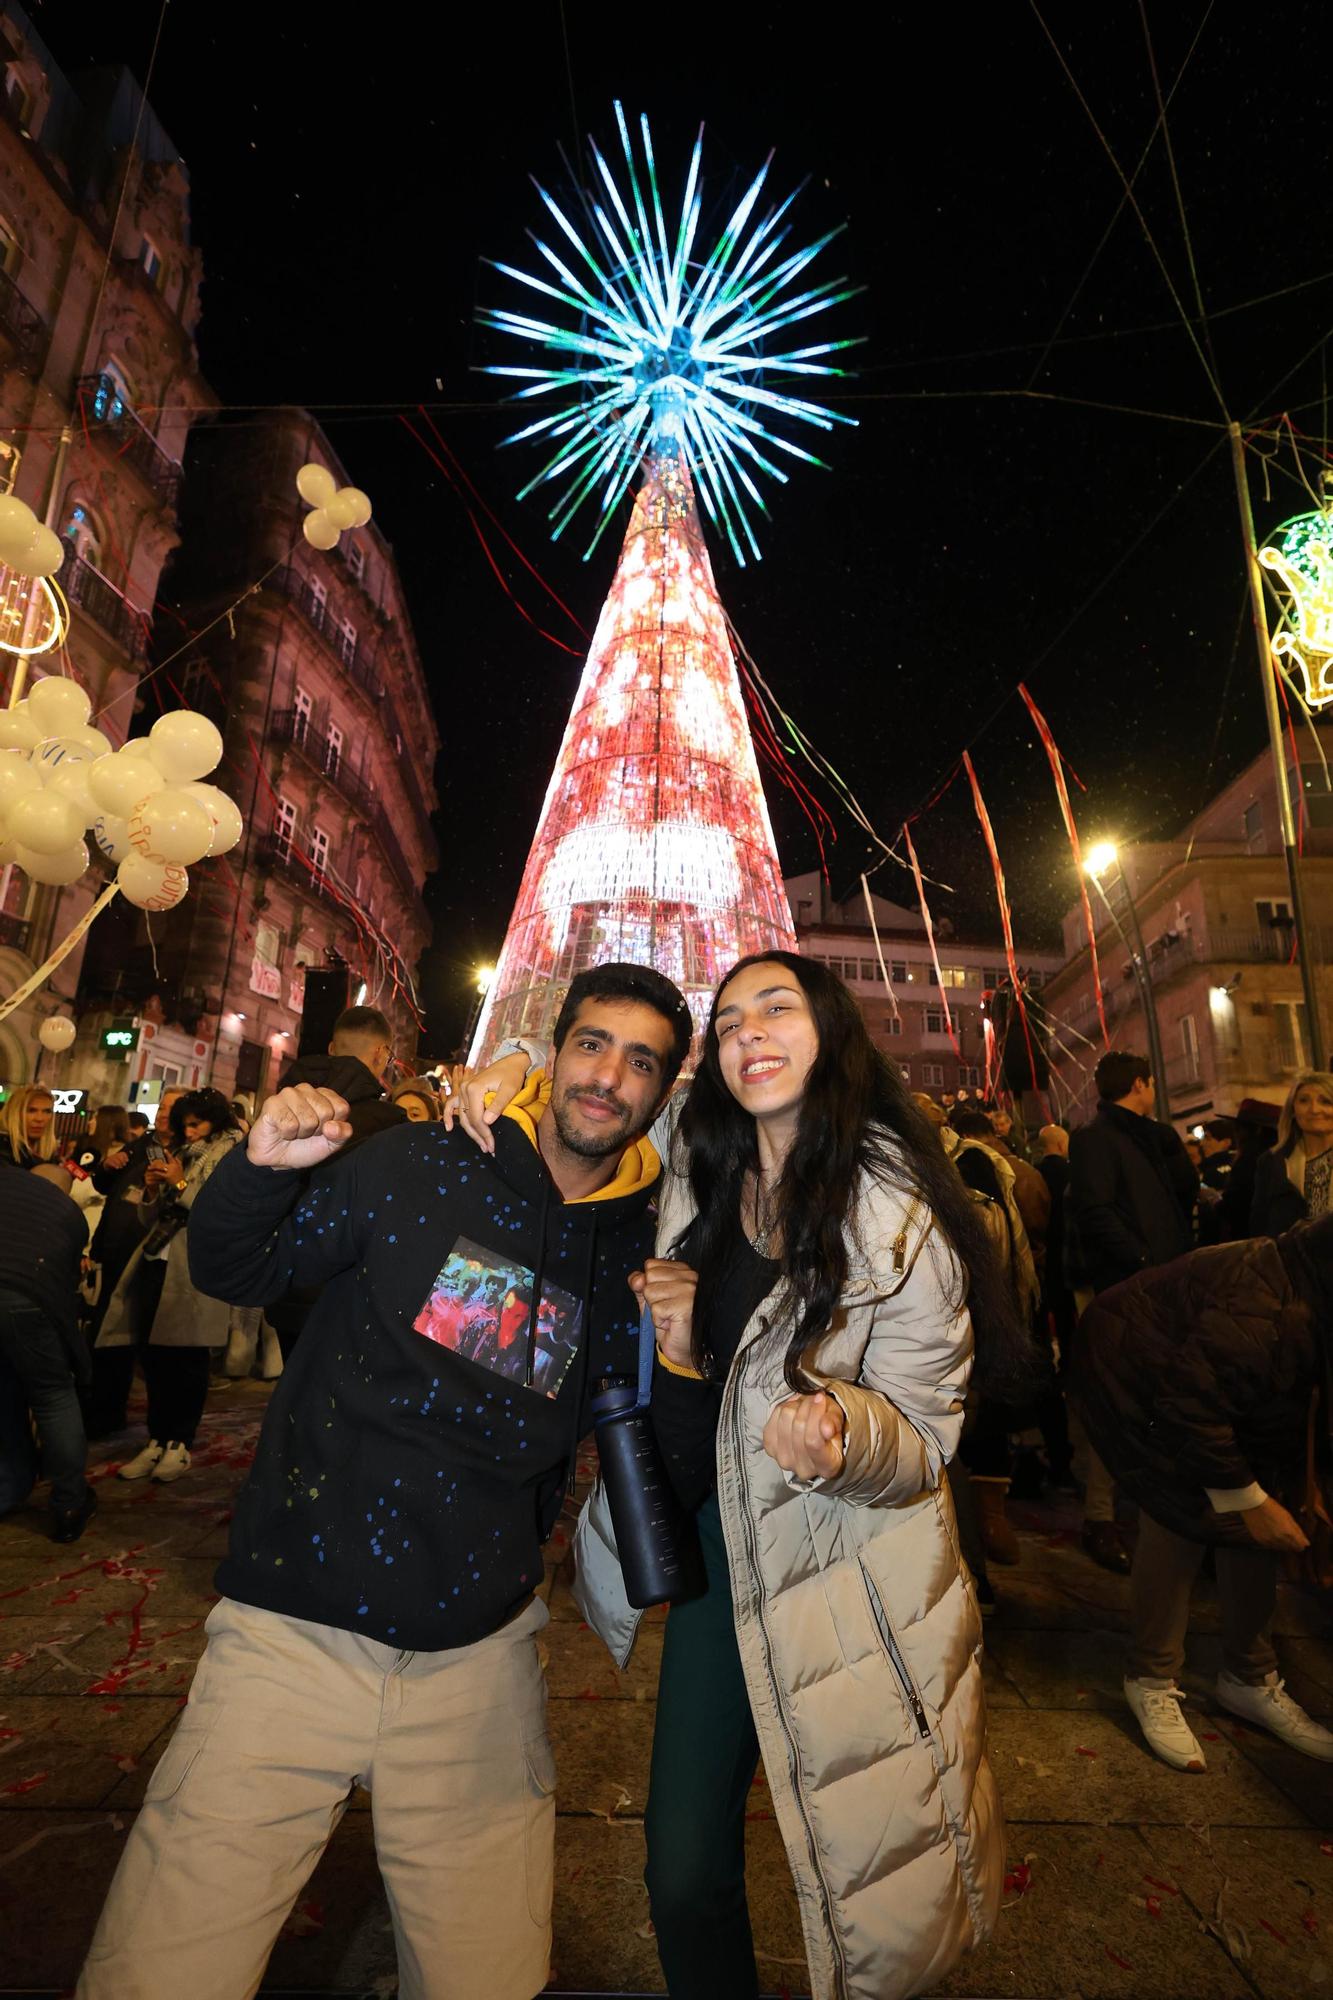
top-left (975, 1573), bottom-right (998, 1618)
top-left (1081, 1520), bottom-right (1130, 1574)
top-left (51, 1487), bottom-right (97, 1544)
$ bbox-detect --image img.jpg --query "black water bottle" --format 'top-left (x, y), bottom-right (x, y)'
top-left (591, 1376), bottom-right (701, 1608)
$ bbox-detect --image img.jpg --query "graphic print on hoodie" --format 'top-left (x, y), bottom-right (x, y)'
top-left (187, 1075), bottom-right (660, 1650)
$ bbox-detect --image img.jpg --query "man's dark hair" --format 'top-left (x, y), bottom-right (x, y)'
top-left (1203, 1118), bottom-right (1235, 1144)
top-left (1095, 1050), bottom-right (1152, 1102)
top-left (128, 1111), bottom-right (149, 1133)
top-left (331, 1005), bottom-right (391, 1043)
top-left (950, 1107), bottom-right (996, 1140)
top-left (551, 962), bottom-right (693, 1090)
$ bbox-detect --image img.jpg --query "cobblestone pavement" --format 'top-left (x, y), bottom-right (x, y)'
top-left (0, 1378), bottom-right (1329, 1998)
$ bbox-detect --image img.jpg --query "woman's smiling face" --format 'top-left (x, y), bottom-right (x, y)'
top-left (714, 961), bottom-right (820, 1126)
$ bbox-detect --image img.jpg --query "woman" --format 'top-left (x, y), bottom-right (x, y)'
top-left (0, 1084), bottom-right (57, 1168)
top-left (463, 953), bottom-right (1023, 2000)
top-left (1251, 1071), bottom-right (1333, 1235)
top-left (0, 1157), bottom-right (95, 1539)
top-left (390, 1075), bottom-right (442, 1123)
top-left (96, 1088), bottom-right (242, 1484)
top-left (86, 1104), bottom-right (131, 1170)
top-left (1068, 1217), bottom-right (1333, 1772)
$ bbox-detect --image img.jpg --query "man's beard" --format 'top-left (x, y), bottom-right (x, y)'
top-left (549, 1088), bottom-right (633, 1160)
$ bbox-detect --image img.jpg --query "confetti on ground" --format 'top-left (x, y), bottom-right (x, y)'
top-left (1258, 1917), bottom-right (1290, 1946)
top-left (1075, 1744), bottom-right (1098, 1758)
top-left (1104, 1946), bottom-right (1133, 1970)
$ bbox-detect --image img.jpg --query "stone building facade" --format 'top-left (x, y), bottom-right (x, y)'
top-left (0, 4), bottom-right (212, 1083)
top-left (72, 409), bottom-right (440, 1103)
top-left (1040, 729), bottom-right (1333, 1127)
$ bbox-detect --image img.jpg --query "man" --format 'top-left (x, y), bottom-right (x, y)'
top-left (262, 1004), bottom-right (407, 1361)
top-left (986, 1109), bottom-right (1051, 1264)
top-left (1066, 1051), bottom-right (1197, 1573)
top-left (1028, 1124), bottom-right (1077, 1495)
top-left (127, 1109), bottom-right (150, 1142)
top-left (77, 962), bottom-right (694, 2000)
top-left (1198, 1118), bottom-right (1236, 1192)
top-left (85, 1086), bottom-right (187, 1432)
top-left (0, 1160), bottom-right (93, 1539)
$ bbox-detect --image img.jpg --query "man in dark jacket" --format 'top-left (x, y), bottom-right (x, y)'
top-left (1066, 1051), bottom-right (1198, 1574)
top-left (1068, 1219), bottom-right (1333, 1773)
top-left (264, 1004), bottom-right (406, 1358)
top-left (77, 962), bottom-right (694, 2000)
top-left (0, 1162), bottom-right (95, 1539)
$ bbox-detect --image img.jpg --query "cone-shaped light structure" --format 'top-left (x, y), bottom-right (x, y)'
top-left (470, 447), bottom-right (796, 1057)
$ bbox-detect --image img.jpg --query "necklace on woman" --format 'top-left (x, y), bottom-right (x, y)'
top-left (748, 1170), bottom-right (779, 1258)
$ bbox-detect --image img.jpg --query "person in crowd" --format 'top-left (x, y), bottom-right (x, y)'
top-left (990, 1105), bottom-right (1032, 1165)
top-left (462, 954), bottom-right (1025, 2000)
top-left (1068, 1216), bottom-right (1333, 1771)
top-left (390, 1075), bottom-right (443, 1122)
top-left (0, 1083), bottom-right (57, 1168)
top-left (84, 1087), bottom-right (187, 1430)
top-left (1220, 1096), bottom-right (1281, 1240)
top-left (1199, 1118), bottom-right (1236, 1191)
top-left (985, 1107), bottom-right (1051, 1264)
top-left (1013, 1123), bottom-right (1076, 1499)
top-left (84, 1104), bottom-right (130, 1170)
top-left (127, 1109), bottom-right (150, 1141)
top-left (263, 1005), bottom-right (407, 1361)
top-left (1250, 1071), bottom-right (1333, 1235)
top-left (229, 1095), bottom-right (254, 1134)
top-left (1065, 1051), bottom-right (1197, 1574)
top-left (94, 1090), bottom-right (243, 1485)
top-left (0, 1156), bottom-right (95, 1540)
top-left (1184, 1135), bottom-right (1204, 1171)
top-left (76, 963), bottom-right (692, 2000)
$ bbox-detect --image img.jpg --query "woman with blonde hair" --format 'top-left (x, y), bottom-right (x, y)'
top-left (0, 1084), bottom-right (57, 1169)
top-left (1250, 1070), bottom-right (1333, 1235)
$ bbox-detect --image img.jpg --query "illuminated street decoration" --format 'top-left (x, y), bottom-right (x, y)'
top-left (469, 449), bottom-right (797, 1056)
top-left (479, 103), bottom-right (860, 566)
top-left (1259, 502), bottom-right (1333, 708)
top-left (472, 113), bottom-right (856, 1058)
top-left (0, 567), bottom-right (67, 656)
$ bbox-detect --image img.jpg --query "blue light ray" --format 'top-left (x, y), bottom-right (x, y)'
top-left (480, 105), bottom-right (858, 564)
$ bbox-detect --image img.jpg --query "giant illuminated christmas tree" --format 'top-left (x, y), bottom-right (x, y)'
top-left (470, 108), bottom-right (859, 1057)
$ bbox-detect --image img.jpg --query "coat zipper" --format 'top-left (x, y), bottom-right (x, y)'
top-left (720, 1363), bottom-right (848, 1997)
top-left (858, 1556), bottom-right (930, 1740)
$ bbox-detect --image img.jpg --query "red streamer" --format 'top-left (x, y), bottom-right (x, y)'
top-left (902, 823), bottom-right (963, 1060)
top-left (962, 752), bottom-right (1041, 1093)
top-left (1018, 684), bottom-right (1110, 1049)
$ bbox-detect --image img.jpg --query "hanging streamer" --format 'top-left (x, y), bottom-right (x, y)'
top-left (1018, 683), bottom-right (1111, 1049)
top-left (0, 883), bottom-right (121, 1023)
top-left (961, 752), bottom-right (1041, 1092)
top-left (859, 874), bottom-right (901, 1021)
top-left (901, 824), bottom-right (962, 1059)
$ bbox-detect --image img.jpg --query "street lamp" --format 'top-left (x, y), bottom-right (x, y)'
top-left (463, 963), bottom-right (495, 1049)
top-left (1083, 840), bottom-right (1170, 1123)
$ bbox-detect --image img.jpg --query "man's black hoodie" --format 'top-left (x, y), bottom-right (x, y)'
top-left (188, 1082), bottom-right (658, 1650)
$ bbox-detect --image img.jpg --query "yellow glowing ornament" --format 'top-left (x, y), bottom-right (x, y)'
top-left (1259, 503), bottom-right (1333, 709)
top-left (0, 567), bottom-right (67, 657)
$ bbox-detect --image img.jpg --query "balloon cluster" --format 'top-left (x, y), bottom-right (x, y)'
top-left (0, 677), bottom-right (242, 909)
top-left (0, 497), bottom-right (65, 578)
top-left (297, 464), bottom-right (372, 551)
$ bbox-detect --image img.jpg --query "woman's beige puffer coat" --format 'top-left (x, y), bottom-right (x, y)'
top-left (657, 1146), bottom-right (1005, 2000)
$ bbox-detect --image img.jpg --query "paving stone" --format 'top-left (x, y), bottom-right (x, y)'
top-left (0, 1808), bottom-right (131, 1987)
top-left (0, 1694), bottom-right (181, 1809)
top-left (1139, 1824), bottom-right (1333, 2000)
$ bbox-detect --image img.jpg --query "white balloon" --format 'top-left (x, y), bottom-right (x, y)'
top-left (38, 1014), bottom-right (76, 1052)
top-left (8, 787), bottom-right (84, 853)
top-left (48, 758), bottom-right (98, 826)
top-left (68, 725), bottom-right (113, 760)
top-left (296, 463), bottom-right (337, 508)
top-left (129, 785), bottom-right (214, 865)
top-left (185, 781), bottom-right (244, 856)
top-left (302, 509), bottom-right (341, 551)
top-left (15, 838), bottom-right (88, 885)
top-left (88, 751), bottom-right (166, 818)
top-left (325, 490), bottom-right (360, 532)
top-left (92, 811), bottom-right (132, 863)
top-left (336, 486), bottom-right (372, 528)
top-left (0, 703), bottom-right (39, 752)
top-left (0, 495), bottom-right (33, 545)
top-left (26, 526), bottom-right (66, 578)
top-left (27, 676), bottom-right (92, 734)
top-left (0, 747), bottom-right (41, 814)
top-left (0, 518), bottom-right (40, 570)
top-left (147, 709), bottom-right (223, 782)
top-left (33, 733), bottom-right (92, 774)
top-left (117, 852), bottom-right (189, 911)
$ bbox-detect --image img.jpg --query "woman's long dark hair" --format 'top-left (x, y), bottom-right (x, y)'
top-left (168, 1088), bottom-right (240, 1150)
top-left (677, 952), bottom-right (1030, 1396)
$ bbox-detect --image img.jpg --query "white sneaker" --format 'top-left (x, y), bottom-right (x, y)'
top-left (1216, 1672), bottom-right (1333, 1761)
top-left (1124, 1677), bottom-right (1207, 1771)
top-left (151, 1442), bottom-right (192, 1484)
top-left (117, 1439), bottom-right (164, 1482)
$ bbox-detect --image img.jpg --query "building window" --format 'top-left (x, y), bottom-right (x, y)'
top-left (982, 966), bottom-right (1005, 990)
top-left (859, 958), bottom-right (883, 983)
top-left (1242, 801), bottom-right (1263, 852)
top-left (60, 499), bottom-right (103, 569)
top-left (1256, 898), bottom-right (1293, 931)
top-left (891, 959), bottom-right (907, 984)
top-left (884, 1015), bottom-right (902, 1037)
top-left (308, 575), bottom-right (327, 632)
top-left (959, 1064), bottom-right (983, 1087)
top-left (924, 1006), bottom-right (948, 1035)
top-left (1273, 999), bottom-right (1308, 1070)
top-left (326, 722), bottom-right (343, 777)
top-left (939, 967), bottom-right (969, 988)
top-left (346, 541), bottom-right (366, 582)
top-left (95, 359), bottom-right (134, 420)
top-left (310, 826), bottom-right (329, 877)
top-left (921, 1063), bottom-right (945, 1088)
top-left (254, 919), bottom-right (281, 967)
top-left (337, 618), bottom-right (357, 667)
top-left (274, 796), bottom-right (296, 856)
top-left (293, 685), bottom-right (312, 745)
top-left (140, 236), bottom-right (163, 287)
top-left (1026, 970), bottom-right (1044, 990)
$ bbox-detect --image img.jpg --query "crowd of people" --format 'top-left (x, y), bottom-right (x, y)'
top-left (0, 971), bottom-right (1330, 2000)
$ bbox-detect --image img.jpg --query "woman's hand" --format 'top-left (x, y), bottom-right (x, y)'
top-left (441, 1051), bottom-right (530, 1155)
top-left (762, 1392), bottom-right (846, 1481)
top-left (144, 1154), bottom-right (182, 1186)
top-left (1240, 1496), bottom-right (1309, 1552)
top-left (628, 1258), bottom-right (698, 1369)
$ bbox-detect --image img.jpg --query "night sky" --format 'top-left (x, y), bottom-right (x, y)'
top-left (33, 2), bottom-right (1333, 1048)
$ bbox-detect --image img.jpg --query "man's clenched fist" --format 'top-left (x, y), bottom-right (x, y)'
top-left (248, 1086), bottom-right (353, 1172)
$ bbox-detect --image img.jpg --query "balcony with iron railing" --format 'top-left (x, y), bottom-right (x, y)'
top-left (255, 832), bottom-right (350, 916)
top-left (75, 373), bottom-right (182, 510)
top-left (267, 709), bottom-right (429, 919)
top-left (58, 540), bottom-right (150, 660)
top-left (0, 264), bottom-right (48, 375)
